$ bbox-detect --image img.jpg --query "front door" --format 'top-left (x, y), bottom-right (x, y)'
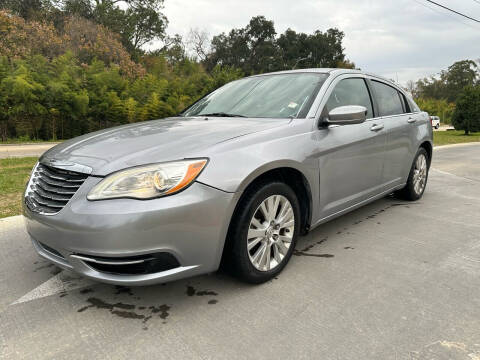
top-left (315, 76), bottom-right (387, 219)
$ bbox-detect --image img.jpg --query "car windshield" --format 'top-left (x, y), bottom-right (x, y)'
top-left (182, 73), bottom-right (329, 119)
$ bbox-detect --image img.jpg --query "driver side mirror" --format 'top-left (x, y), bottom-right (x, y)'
top-left (325, 105), bottom-right (367, 126)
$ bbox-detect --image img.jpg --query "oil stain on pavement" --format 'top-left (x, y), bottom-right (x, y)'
top-left (293, 200), bottom-right (416, 258)
top-left (76, 292), bottom-right (171, 329)
top-left (75, 284), bottom-right (219, 330)
top-left (293, 237), bottom-right (334, 257)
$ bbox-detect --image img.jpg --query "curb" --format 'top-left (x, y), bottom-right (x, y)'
top-left (434, 142), bottom-right (480, 150)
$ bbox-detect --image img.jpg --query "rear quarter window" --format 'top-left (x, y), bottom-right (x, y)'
top-left (408, 98), bottom-right (421, 112)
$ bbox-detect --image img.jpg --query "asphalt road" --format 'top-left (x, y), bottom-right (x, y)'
top-left (1, 143), bottom-right (480, 360)
top-left (0, 143), bottom-right (59, 159)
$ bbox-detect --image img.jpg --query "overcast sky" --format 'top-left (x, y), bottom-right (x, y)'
top-left (160, 0), bottom-right (479, 85)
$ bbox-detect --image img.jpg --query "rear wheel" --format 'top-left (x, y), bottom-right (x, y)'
top-left (435, 124), bottom-right (440, 129)
top-left (395, 148), bottom-right (429, 201)
top-left (227, 181), bottom-right (300, 283)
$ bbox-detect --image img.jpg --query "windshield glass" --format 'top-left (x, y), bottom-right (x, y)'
top-left (182, 73), bottom-right (329, 119)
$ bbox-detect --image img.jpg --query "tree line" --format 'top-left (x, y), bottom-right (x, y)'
top-left (409, 59), bottom-right (480, 134)
top-left (0, 0), bottom-right (354, 141)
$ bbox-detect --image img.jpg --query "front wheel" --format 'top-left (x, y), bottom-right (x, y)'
top-left (435, 124), bottom-right (440, 129)
top-left (395, 148), bottom-right (429, 201)
top-left (226, 181), bottom-right (301, 284)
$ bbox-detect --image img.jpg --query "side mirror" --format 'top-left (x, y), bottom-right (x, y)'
top-left (326, 105), bottom-right (367, 125)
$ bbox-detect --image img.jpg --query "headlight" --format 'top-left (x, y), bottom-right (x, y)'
top-left (87, 159), bottom-right (208, 200)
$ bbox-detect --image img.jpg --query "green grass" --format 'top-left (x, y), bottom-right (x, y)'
top-left (434, 130), bottom-right (480, 146)
top-left (0, 157), bottom-right (38, 218)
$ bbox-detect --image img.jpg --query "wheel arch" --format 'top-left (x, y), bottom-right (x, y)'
top-left (237, 165), bottom-right (313, 233)
top-left (420, 140), bottom-right (433, 166)
top-left (220, 165), bottom-right (314, 268)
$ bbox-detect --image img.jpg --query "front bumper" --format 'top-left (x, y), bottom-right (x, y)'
top-left (24, 177), bottom-right (237, 285)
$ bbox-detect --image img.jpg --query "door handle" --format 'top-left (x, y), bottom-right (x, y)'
top-left (407, 117), bottom-right (417, 123)
top-left (370, 123), bottom-right (384, 132)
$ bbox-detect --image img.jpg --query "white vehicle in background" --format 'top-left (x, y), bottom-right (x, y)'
top-left (430, 116), bottom-right (440, 129)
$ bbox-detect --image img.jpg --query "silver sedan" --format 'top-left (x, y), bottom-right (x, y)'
top-left (23, 68), bottom-right (432, 285)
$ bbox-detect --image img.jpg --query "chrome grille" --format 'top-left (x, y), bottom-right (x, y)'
top-left (25, 163), bottom-right (89, 215)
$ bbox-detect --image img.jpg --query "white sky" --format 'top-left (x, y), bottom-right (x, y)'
top-left (158, 0), bottom-right (480, 85)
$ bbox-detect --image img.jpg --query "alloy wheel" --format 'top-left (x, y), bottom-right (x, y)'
top-left (413, 153), bottom-right (427, 195)
top-left (247, 195), bottom-right (295, 272)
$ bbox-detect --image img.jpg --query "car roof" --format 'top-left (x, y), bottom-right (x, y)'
top-left (248, 68), bottom-right (399, 87)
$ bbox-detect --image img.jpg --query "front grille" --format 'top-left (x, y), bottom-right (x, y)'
top-left (25, 163), bottom-right (89, 215)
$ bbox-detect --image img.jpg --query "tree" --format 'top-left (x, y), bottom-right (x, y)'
top-left (63, 16), bottom-right (145, 77)
top-left (124, 97), bottom-right (137, 123)
top-left (186, 28), bottom-right (210, 61)
top-left (0, 0), bottom-right (48, 19)
top-left (444, 60), bottom-right (478, 98)
top-left (0, 10), bottom-right (66, 59)
top-left (0, 63), bottom-right (47, 139)
top-left (452, 85), bottom-right (480, 135)
top-left (58, 0), bottom-right (167, 56)
top-left (416, 60), bottom-right (479, 102)
top-left (277, 28), bottom-right (351, 70)
top-left (205, 16), bottom-right (353, 74)
top-left (0, 9), bottom-right (357, 142)
top-left (416, 97), bottom-right (455, 124)
top-left (159, 34), bottom-right (187, 64)
top-left (405, 80), bottom-right (418, 98)
top-left (206, 16), bottom-right (280, 74)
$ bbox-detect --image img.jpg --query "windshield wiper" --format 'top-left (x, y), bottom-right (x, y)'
top-left (199, 112), bottom-right (246, 118)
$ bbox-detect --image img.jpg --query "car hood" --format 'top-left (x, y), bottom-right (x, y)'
top-left (41, 117), bottom-right (290, 176)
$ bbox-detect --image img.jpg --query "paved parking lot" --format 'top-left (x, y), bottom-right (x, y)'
top-left (1, 143), bottom-right (479, 360)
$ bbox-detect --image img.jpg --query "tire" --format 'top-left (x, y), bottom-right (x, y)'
top-left (435, 124), bottom-right (440, 129)
top-left (226, 181), bottom-right (301, 284)
top-left (395, 147), bottom-right (429, 201)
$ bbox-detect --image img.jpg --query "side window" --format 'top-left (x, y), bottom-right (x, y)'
top-left (325, 78), bottom-right (374, 119)
top-left (371, 81), bottom-right (404, 116)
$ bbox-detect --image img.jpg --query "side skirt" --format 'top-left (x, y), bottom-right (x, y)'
top-left (309, 183), bottom-right (406, 232)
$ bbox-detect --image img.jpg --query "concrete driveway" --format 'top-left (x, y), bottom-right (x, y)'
top-left (0, 143), bottom-right (59, 158)
top-left (1, 143), bottom-right (479, 360)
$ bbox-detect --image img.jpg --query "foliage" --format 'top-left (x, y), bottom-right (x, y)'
top-left (0, 0), bottom-right (168, 57)
top-left (0, 51), bottom-right (241, 141)
top-left (63, 16), bottom-right (145, 77)
top-left (415, 98), bottom-right (455, 124)
top-left (0, 8), bottom-right (353, 142)
top-left (205, 16), bottom-right (354, 74)
top-left (0, 0), bottom-right (51, 20)
top-left (415, 60), bottom-right (479, 102)
top-left (0, 9), bottom-right (66, 59)
top-left (0, 10), bottom-right (144, 77)
top-left (452, 85), bottom-right (480, 135)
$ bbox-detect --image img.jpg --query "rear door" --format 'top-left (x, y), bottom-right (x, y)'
top-left (369, 80), bottom-right (418, 187)
top-left (315, 75), bottom-right (387, 219)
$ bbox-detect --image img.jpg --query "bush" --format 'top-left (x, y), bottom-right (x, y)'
top-left (452, 85), bottom-right (480, 135)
